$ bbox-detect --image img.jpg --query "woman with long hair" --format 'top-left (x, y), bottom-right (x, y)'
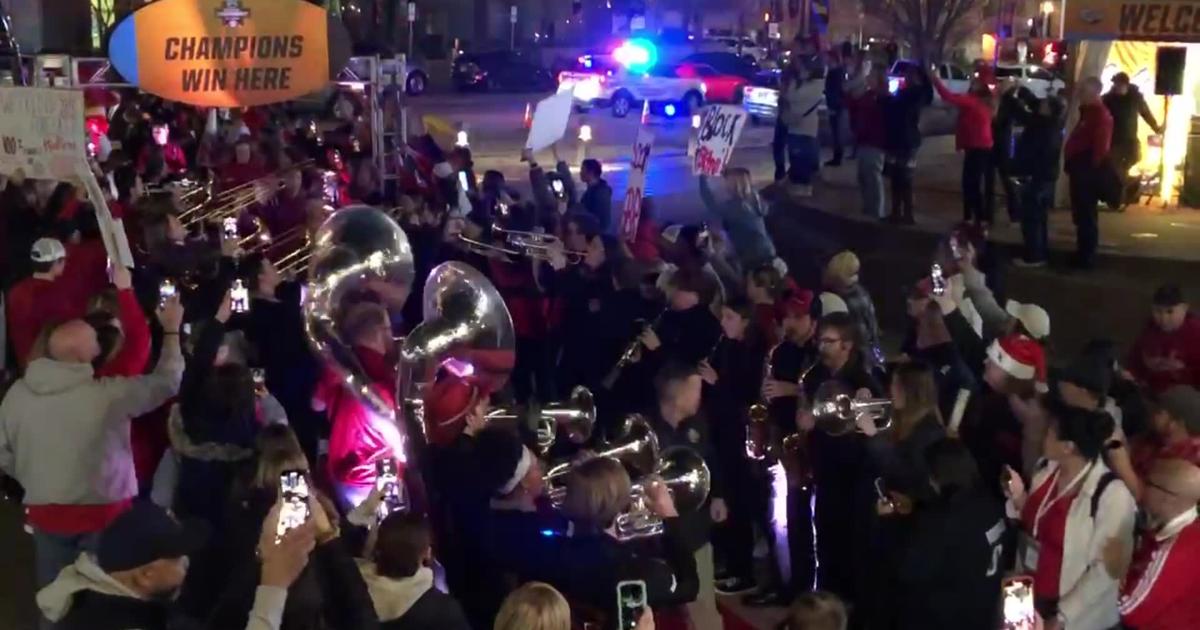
top-left (1004, 398), bottom-right (1136, 630)
top-left (698, 167), bottom-right (779, 274)
top-left (860, 362), bottom-right (947, 507)
top-left (493, 582), bottom-right (571, 630)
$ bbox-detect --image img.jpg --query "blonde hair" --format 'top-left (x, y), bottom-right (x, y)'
top-left (723, 167), bottom-right (754, 199)
top-left (253, 425), bottom-right (309, 491)
top-left (494, 582), bottom-right (571, 630)
top-left (783, 591), bottom-right (848, 630)
top-left (823, 251), bottom-right (861, 289)
top-left (562, 456), bottom-right (632, 531)
top-left (890, 362), bottom-right (943, 441)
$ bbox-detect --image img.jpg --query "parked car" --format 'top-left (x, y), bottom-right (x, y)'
top-left (681, 51), bottom-right (760, 80)
top-left (993, 63), bottom-right (1065, 98)
top-left (887, 60), bottom-right (970, 99)
top-left (453, 51), bottom-right (555, 92)
top-left (675, 61), bottom-right (746, 103)
top-left (700, 37), bottom-right (766, 63)
top-left (743, 69), bottom-right (781, 124)
top-left (379, 57), bottom-right (430, 96)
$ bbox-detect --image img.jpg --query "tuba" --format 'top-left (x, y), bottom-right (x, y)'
top-left (811, 380), bottom-right (893, 436)
top-left (304, 206), bottom-right (415, 422)
top-left (484, 386), bottom-right (596, 455)
top-left (399, 262), bottom-right (516, 448)
top-left (545, 414), bottom-right (659, 504)
top-left (616, 446), bottom-right (711, 540)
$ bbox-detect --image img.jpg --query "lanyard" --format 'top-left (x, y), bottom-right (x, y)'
top-left (1032, 464), bottom-right (1092, 538)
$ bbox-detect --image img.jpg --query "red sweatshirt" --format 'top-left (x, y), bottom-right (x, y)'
top-left (1065, 102), bottom-right (1113, 167)
top-left (315, 347), bottom-right (403, 491)
top-left (934, 79), bottom-right (993, 151)
top-left (137, 142), bottom-right (188, 174)
top-left (846, 89), bottom-right (887, 150)
top-left (95, 288), bottom-right (151, 379)
top-left (1126, 314), bottom-right (1200, 394)
top-left (63, 239), bottom-right (110, 316)
top-left (5, 275), bottom-right (80, 367)
top-left (1119, 518), bottom-right (1200, 630)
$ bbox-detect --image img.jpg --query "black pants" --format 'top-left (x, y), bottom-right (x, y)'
top-left (962, 148), bottom-right (992, 223)
top-left (715, 454), bottom-right (766, 581)
top-left (1069, 172), bottom-right (1100, 265)
top-left (773, 118), bottom-right (789, 181)
top-left (989, 151), bottom-right (1021, 221)
top-left (828, 109), bottom-right (844, 163)
top-left (888, 154), bottom-right (915, 220)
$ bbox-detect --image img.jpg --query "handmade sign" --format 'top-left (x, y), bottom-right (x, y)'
top-left (0, 87), bottom-right (85, 180)
top-left (619, 126), bottom-right (654, 242)
top-left (692, 105), bottom-right (746, 176)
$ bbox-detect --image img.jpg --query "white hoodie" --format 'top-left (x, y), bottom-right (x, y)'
top-left (355, 561), bottom-right (434, 622)
top-left (36, 553), bottom-right (144, 622)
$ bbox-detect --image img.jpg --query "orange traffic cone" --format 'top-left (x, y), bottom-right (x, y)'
top-left (522, 102), bottom-right (532, 129)
top-left (640, 99), bottom-right (650, 125)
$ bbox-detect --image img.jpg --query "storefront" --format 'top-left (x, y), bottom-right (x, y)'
top-left (1063, 0), bottom-right (1200, 206)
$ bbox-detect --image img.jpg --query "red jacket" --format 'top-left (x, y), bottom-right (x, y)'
top-left (846, 89), bottom-right (888, 150)
top-left (1126, 314), bottom-right (1200, 394)
top-left (934, 79), bottom-right (993, 151)
top-left (63, 239), bottom-right (110, 315)
top-left (95, 288), bottom-right (151, 378)
top-left (5, 275), bottom-right (80, 367)
top-left (489, 258), bottom-right (551, 338)
top-left (1119, 517), bottom-right (1200, 630)
top-left (315, 346), bottom-right (403, 491)
top-left (1065, 103), bottom-right (1113, 167)
top-left (138, 142), bottom-right (188, 174)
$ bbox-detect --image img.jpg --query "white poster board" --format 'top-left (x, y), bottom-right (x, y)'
top-left (691, 105), bottom-right (747, 177)
top-left (79, 168), bottom-right (135, 268)
top-left (0, 87), bottom-right (86, 180)
top-left (619, 126), bottom-right (654, 242)
top-left (524, 91), bottom-right (574, 153)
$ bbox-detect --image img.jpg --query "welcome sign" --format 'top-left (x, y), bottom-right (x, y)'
top-left (1064, 0), bottom-right (1200, 41)
top-left (109, 0), bottom-right (351, 107)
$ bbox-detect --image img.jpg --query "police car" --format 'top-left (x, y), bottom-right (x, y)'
top-left (557, 40), bottom-right (707, 118)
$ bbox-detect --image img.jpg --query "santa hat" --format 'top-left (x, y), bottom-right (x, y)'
top-left (987, 334), bottom-right (1047, 386)
top-left (423, 375), bottom-right (481, 447)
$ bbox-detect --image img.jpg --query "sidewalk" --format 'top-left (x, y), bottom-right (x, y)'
top-left (812, 135), bottom-right (1200, 263)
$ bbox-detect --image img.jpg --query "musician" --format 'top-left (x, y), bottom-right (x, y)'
top-left (542, 457), bottom-right (699, 628)
top-left (699, 296), bottom-right (769, 594)
top-left (639, 267), bottom-right (722, 368)
top-left (313, 301), bottom-right (404, 512)
top-left (746, 264), bottom-right (787, 347)
top-left (468, 427), bottom-right (571, 627)
top-left (793, 311), bottom-right (883, 610)
top-left (251, 167), bottom-right (310, 263)
top-left (555, 232), bottom-right (616, 397)
top-left (646, 362), bottom-right (725, 630)
top-left (137, 119), bottom-right (188, 176)
top-left (218, 138), bottom-right (267, 190)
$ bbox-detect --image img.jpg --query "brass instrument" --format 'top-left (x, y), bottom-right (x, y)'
top-left (399, 261), bottom-right (516, 447)
top-left (602, 309), bottom-right (667, 390)
top-left (545, 414), bottom-right (659, 505)
top-left (615, 446), bottom-right (711, 541)
top-left (456, 234), bottom-right (522, 260)
top-left (811, 380), bottom-right (893, 436)
top-left (745, 342), bottom-right (783, 461)
top-left (493, 226), bottom-right (588, 264)
top-left (484, 385), bottom-right (596, 456)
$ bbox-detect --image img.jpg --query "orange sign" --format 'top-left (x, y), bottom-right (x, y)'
top-left (1064, 0), bottom-right (1200, 41)
top-left (109, 0), bottom-right (350, 107)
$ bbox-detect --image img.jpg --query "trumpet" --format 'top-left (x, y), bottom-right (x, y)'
top-left (616, 446), bottom-right (711, 541)
top-left (545, 414), bottom-right (659, 504)
top-left (484, 386), bottom-right (596, 456)
top-left (602, 309), bottom-right (666, 390)
top-left (457, 234), bottom-right (522, 260)
top-left (811, 380), bottom-right (893, 436)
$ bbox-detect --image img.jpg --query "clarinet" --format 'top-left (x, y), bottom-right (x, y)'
top-left (602, 309), bottom-right (666, 390)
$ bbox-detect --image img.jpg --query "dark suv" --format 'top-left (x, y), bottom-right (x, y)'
top-left (452, 51), bottom-right (554, 92)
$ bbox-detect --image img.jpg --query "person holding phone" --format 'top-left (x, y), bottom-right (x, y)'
top-left (1004, 398), bottom-right (1135, 630)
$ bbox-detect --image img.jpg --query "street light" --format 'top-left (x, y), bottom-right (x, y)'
top-left (1040, 1), bottom-right (1054, 38)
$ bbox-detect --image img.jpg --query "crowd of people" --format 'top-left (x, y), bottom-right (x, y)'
top-left (0, 48), bottom-right (1198, 630)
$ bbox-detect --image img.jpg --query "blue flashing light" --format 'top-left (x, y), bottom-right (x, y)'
top-left (614, 38), bottom-right (658, 74)
top-left (664, 103), bottom-right (677, 117)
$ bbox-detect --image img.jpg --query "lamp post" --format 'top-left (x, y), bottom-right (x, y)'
top-left (1040, 1), bottom-right (1054, 38)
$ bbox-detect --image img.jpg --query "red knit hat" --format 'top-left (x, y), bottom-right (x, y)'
top-left (776, 279), bottom-right (815, 320)
top-left (987, 334), bottom-right (1046, 384)
top-left (423, 376), bottom-right (480, 447)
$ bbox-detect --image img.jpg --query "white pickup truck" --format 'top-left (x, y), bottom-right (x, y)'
top-left (560, 62), bottom-right (708, 118)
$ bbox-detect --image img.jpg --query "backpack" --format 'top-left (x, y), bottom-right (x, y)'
top-left (1090, 471), bottom-right (1119, 519)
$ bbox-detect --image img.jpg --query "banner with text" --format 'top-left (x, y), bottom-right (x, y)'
top-left (0, 87), bottom-right (86, 180)
top-left (692, 105), bottom-right (747, 177)
top-left (619, 127), bottom-right (655, 242)
top-left (1063, 0), bottom-right (1200, 41)
top-left (108, 0), bottom-right (351, 107)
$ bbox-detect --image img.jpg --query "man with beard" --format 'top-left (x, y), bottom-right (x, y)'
top-left (36, 502), bottom-right (206, 630)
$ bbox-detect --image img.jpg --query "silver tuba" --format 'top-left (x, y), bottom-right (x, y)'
top-left (811, 380), bottom-right (893, 436)
top-left (399, 261), bottom-right (515, 447)
top-left (545, 414), bottom-right (659, 504)
top-left (616, 446), bottom-right (712, 540)
top-left (304, 206), bottom-right (415, 422)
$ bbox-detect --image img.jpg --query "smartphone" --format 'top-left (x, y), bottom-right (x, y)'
top-left (551, 178), bottom-right (565, 199)
top-left (222, 216), bottom-right (238, 239)
top-left (457, 170), bottom-right (470, 192)
top-left (616, 580), bottom-right (647, 630)
top-left (949, 235), bottom-right (963, 260)
top-left (276, 470), bottom-right (310, 539)
top-left (231, 279), bottom-right (250, 314)
top-left (1001, 576), bottom-right (1036, 630)
top-left (375, 458), bottom-right (405, 518)
top-left (930, 263), bottom-right (946, 297)
top-left (251, 368), bottom-right (266, 396)
top-left (158, 279), bottom-right (176, 308)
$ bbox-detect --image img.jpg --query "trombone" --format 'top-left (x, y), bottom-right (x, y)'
top-left (492, 226), bottom-right (588, 265)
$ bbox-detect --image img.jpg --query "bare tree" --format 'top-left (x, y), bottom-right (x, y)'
top-left (871, 0), bottom-right (985, 61)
